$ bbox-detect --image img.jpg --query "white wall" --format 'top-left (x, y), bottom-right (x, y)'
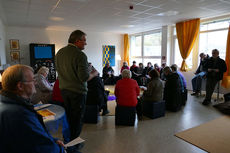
top-left (6, 26), bottom-right (123, 76)
top-left (0, 18), bottom-right (6, 68)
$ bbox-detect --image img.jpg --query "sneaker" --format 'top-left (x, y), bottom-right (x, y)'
top-left (202, 99), bottom-right (211, 105)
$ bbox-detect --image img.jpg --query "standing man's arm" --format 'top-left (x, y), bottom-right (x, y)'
top-left (77, 52), bottom-right (98, 82)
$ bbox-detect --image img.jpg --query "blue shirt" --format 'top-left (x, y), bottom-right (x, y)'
top-left (0, 91), bottom-right (64, 153)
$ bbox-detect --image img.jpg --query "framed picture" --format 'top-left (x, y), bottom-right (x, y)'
top-left (9, 39), bottom-right (20, 50)
top-left (10, 51), bottom-right (20, 61)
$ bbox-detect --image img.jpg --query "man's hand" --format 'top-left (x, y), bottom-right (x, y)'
top-left (56, 140), bottom-right (65, 147)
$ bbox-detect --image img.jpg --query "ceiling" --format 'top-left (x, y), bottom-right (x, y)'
top-left (0, 0), bottom-right (230, 34)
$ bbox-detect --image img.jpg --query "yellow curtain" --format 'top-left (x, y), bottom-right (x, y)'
top-left (176, 18), bottom-right (200, 71)
top-left (221, 25), bottom-right (230, 88)
top-left (124, 34), bottom-right (130, 65)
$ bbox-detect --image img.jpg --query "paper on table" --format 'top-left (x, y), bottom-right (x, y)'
top-left (64, 137), bottom-right (85, 147)
top-left (34, 104), bottom-right (51, 111)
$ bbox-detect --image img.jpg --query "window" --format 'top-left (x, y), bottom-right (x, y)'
top-left (130, 35), bottom-right (142, 56)
top-left (130, 30), bottom-right (162, 67)
top-left (199, 20), bottom-right (229, 60)
top-left (144, 33), bottom-right (161, 56)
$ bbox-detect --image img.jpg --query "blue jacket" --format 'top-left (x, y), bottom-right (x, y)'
top-left (0, 91), bottom-right (64, 153)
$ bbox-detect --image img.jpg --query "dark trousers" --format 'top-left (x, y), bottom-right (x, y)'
top-left (205, 78), bottom-right (219, 101)
top-left (61, 90), bottom-right (86, 141)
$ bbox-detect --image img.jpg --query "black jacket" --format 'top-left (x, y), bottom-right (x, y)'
top-left (205, 56), bottom-right (227, 81)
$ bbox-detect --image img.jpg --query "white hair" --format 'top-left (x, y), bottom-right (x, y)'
top-left (121, 69), bottom-right (132, 78)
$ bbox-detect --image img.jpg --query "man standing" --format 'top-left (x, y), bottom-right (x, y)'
top-left (55, 30), bottom-right (98, 147)
top-left (0, 65), bottom-right (65, 153)
top-left (203, 49), bottom-right (227, 105)
top-left (191, 53), bottom-right (208, 96)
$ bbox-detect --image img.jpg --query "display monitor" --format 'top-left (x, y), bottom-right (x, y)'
top-left (34, 46), bottom-right (53, 59)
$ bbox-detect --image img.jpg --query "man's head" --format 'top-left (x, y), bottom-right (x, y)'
top-left (170, 64), bottom-right (178, 72)
top-left (212, 49), bottom-right (219, 58)
top-left (106, 63), bottom-right (110, 67)
top-left (163, 66), bottom-right (172, 76)
top-left (154, 63), bottom-right (159, 69)
top-left (68, 30), bottom-right (87, 50)
top-left (139, 63), bottom-right (143, 68)
top-left (132, 61), bottom-right (136, 65)
top-left (1, 64), bottom-right (36, 99)
top-left (199, 53), bottom-right (206, 59)
top-left (147, 62), bottom-right (152, 67)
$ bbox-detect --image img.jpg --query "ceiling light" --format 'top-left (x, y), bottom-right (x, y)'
top-left (157, 11), bottom-right (179, 16)
top-left (120, 25), bottom-right (135, 28)
top-left (50, 17), bottom-right (64, 21)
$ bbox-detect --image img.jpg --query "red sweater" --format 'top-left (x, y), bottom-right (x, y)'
top-left (115, 78), bottom-right (140, 107)
top-left (52, 79), bottom-right (64, 102)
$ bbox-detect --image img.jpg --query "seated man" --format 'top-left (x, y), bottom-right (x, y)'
top-left (171, 64), bottom-right (187, 105)
top-left (203, 49), bottom-right (227, 105)
top-left (191, 53), bottom-right (209, 96)
top-left (0, 64), bottom-right (65, 153)
top-left (102, 63), bottom-right (115, 85)
top-left (87, 65), bottom-right (109, 115)
top-left (163, 66), bottom-right (182, 112)
top-left (130, 61), bottom-right (138, 80)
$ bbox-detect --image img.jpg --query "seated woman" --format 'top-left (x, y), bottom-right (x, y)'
top-left (31, 66), bottom-right (53, 104)
top-left (141, 69), bottom-right (163, 102)
top-left (115, 69), bottom-right (140, 107)
top-left (120, 61), bottom-right (130, 74)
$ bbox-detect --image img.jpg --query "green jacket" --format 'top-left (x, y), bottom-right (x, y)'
top-left (55, 44), bottom-right (89, 94)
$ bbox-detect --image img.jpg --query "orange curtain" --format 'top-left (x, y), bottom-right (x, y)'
top-left (176, 18), bottom-right (200, 71)
top-left (124, 34), bottom-right (130, 65)
top-left (221, 25), bottom-right (230, 88)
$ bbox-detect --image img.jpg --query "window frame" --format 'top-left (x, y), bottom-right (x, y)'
top-left (130, 29), bottom-right (162, 65)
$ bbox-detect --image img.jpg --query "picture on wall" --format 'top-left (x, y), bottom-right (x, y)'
top-left (102, 45), bottom-right (115, 67)
top-left (10, 51), bottom-right (20, 61)
top-left (9, 39), bottom-right (20, 50)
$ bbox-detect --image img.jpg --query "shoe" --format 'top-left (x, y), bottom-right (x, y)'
top-left (102, 110), bottom-right (110, 116)
top-left (191, 92), bottom-right (199, 96)
top-left (202, 99), bottom-right (211, 105)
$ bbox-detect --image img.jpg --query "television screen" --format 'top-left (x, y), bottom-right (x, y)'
top-left (34, 46), bottom-right (52, 59)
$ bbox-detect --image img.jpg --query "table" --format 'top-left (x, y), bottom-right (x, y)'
top-left (36, 104), bottom-right (70, 142)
